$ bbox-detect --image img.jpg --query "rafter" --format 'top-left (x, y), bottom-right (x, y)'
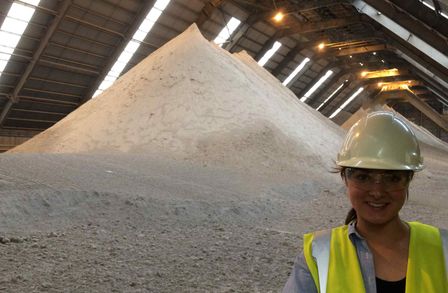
top-left (332, 44), bottom-right (389, 56)
top-left (296, 61), bottom-right (342, 99)
top-left (82, 0), bottom-right (157, 103)
top-left (271, 39), bottom-right (330, 77)
top-left (0, 0), bottom-right (72, 126)
top-left (316, 78), bottom-right (353, 112)
top-left (254, 30), bottom-right (284, 61)
top-left (196, 0), bottom-right (226, 28)
top-left (378, 90), bottom-right (448, 131)
top-left (223, 12), bottom-right (273, 52)
top-left (282, 16), bottom-right (362, 37)
top-left (360, 0), bottom-right (448, 44)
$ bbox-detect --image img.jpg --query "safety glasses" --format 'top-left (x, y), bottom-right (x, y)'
top-left (345, 168), bottom-right (412, 192)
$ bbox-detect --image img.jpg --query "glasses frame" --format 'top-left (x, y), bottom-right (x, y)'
top-left (344, 167), bottom-right (413, 192)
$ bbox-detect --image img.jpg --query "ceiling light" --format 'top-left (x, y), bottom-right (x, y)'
top-left (361, 68), bottom-right (399, 79)
top-left (273, 12), bottom-right (284, 22)
top-left (380, 81), bottom-right (413, 91)
top-left (318, 43), bottom-right (325, 50)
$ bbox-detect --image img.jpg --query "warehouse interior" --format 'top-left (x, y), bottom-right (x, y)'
top-left (0, 0), bottom-right (447, 292)
top-left (0, 0), bottom-right (447, 150)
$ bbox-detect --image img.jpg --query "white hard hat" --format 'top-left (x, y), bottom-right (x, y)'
top-left (336, 111), bottom-right (424, 171)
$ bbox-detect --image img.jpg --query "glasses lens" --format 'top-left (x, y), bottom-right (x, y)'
top-left (346, 168), bottom-right (410, 191)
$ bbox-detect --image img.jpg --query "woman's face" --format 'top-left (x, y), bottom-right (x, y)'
top-left (344, 168), bottom-right (411, 226)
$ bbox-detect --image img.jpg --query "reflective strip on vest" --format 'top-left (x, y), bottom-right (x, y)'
top-left (311, 230), bottom-right (331, 293)
top-left (441, 229), bottom-right (448, 281)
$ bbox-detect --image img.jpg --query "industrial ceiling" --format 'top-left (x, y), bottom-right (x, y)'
top-left (0, 0), bottom-right (447, 148)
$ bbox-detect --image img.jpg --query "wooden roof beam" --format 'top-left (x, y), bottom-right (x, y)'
top-left (196, 0), bottom-right (226, 28)
top-left (82, 0), bottom-right (158, 103)
top-left (0, 0), bottom-right (72, 126)
top-left (378, 90), bottom-right (448, 131)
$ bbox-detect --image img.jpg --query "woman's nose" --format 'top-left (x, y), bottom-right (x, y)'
top-left (368, 180), bottom-right (387, 196)
top-left (368, 189), bottom-right (385, 198)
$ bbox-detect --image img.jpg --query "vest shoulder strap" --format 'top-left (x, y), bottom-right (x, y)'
top-left (311, 229), bottom-right (332, 293)
top-left (440, 228), bottom-right (448, 281)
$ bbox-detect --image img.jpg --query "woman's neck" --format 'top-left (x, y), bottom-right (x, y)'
top-left (355, 217), bottom-right (409, 244)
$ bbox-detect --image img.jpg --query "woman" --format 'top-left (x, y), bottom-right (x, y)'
top-left (283, 111), bottom-right (447, 293)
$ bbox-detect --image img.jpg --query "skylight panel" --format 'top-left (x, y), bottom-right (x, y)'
top-left (124, 40), bottom-right (140, 54)
top-left (93, 0), bottom-right (172, 98)
top-left (420, 0), bottom-right (435, 10)
top-left (420, 0), bottom-right (448, 19)
top-left (329, 87), bottom-right (364, 119)
top-left (213, 17), bottom-right (241, 47)
top-left (300, 70), bottom-right (333, 102)
top-left (0, 0), bottom-right (41, 77)
top-left (137, 19), bottom-right (156, 35)
top-left (98, 76), bottom-right (117, 91)
top-left (132, 29), bottom-right (148, 42)
top-left (258, 41), bottom-right (282, 67)
top-left (147, 8), bottom-right (163, 22)
top-left (2, 17), bottom-right (29, 34)
top-left (282, 57), bottom-right (310, 86)
top-left (316, 82), bottom-right (346, 111)
top-left (154, 0), bottom-right (171, 10)
top-left (109, 61), bottom-right (127, 77)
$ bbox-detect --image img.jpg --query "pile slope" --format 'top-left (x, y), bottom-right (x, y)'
top-left (11, 24), bottom-right (344, 177)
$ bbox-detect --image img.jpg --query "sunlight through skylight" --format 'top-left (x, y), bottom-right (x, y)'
top-left (419, 0), bottom-right (448, 19)
top-left (316, 81), bottom-right (346, 111)
top-left (214, 17), bottom-right (241, 47)
top-left (257, 41), bottom-right (282, 67)
top-left (300, 70), bottom-right (333, 102)
top-left (421, 0), bottom-right (435, 10)
top-left (329, 87), bottom-right (364, 119)
top-left (93, 0), bottom-right (172, 98)
top-left (282, 57), bottom-right (310, 87)
top-left (0, 0), bottom-right (41, 79)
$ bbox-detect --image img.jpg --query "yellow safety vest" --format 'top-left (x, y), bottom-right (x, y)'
top-left (303, 222), bottom-right (448, 293)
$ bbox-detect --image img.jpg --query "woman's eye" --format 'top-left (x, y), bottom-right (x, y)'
top-left (354, 174), bottom-right (370, 181)
top-left (385, 175), bottom-right (403, 183)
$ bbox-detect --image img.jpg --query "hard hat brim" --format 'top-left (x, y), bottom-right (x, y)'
top-left (336, 157), bottom-right (424, 171)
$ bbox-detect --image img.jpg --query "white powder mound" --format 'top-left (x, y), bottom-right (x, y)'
top-left (10, 24), bottom-right (344, 175)
top-left (343, 106), bottom-right (448, 152)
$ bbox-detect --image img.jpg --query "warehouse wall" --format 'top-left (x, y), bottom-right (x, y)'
top-left (0, 130), bottom-right (38, 152)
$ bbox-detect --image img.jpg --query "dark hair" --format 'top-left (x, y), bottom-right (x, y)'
top-left (345, 208), bottom-right (357, 225)
top-left (335, 166), bottom-right (414, 225)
